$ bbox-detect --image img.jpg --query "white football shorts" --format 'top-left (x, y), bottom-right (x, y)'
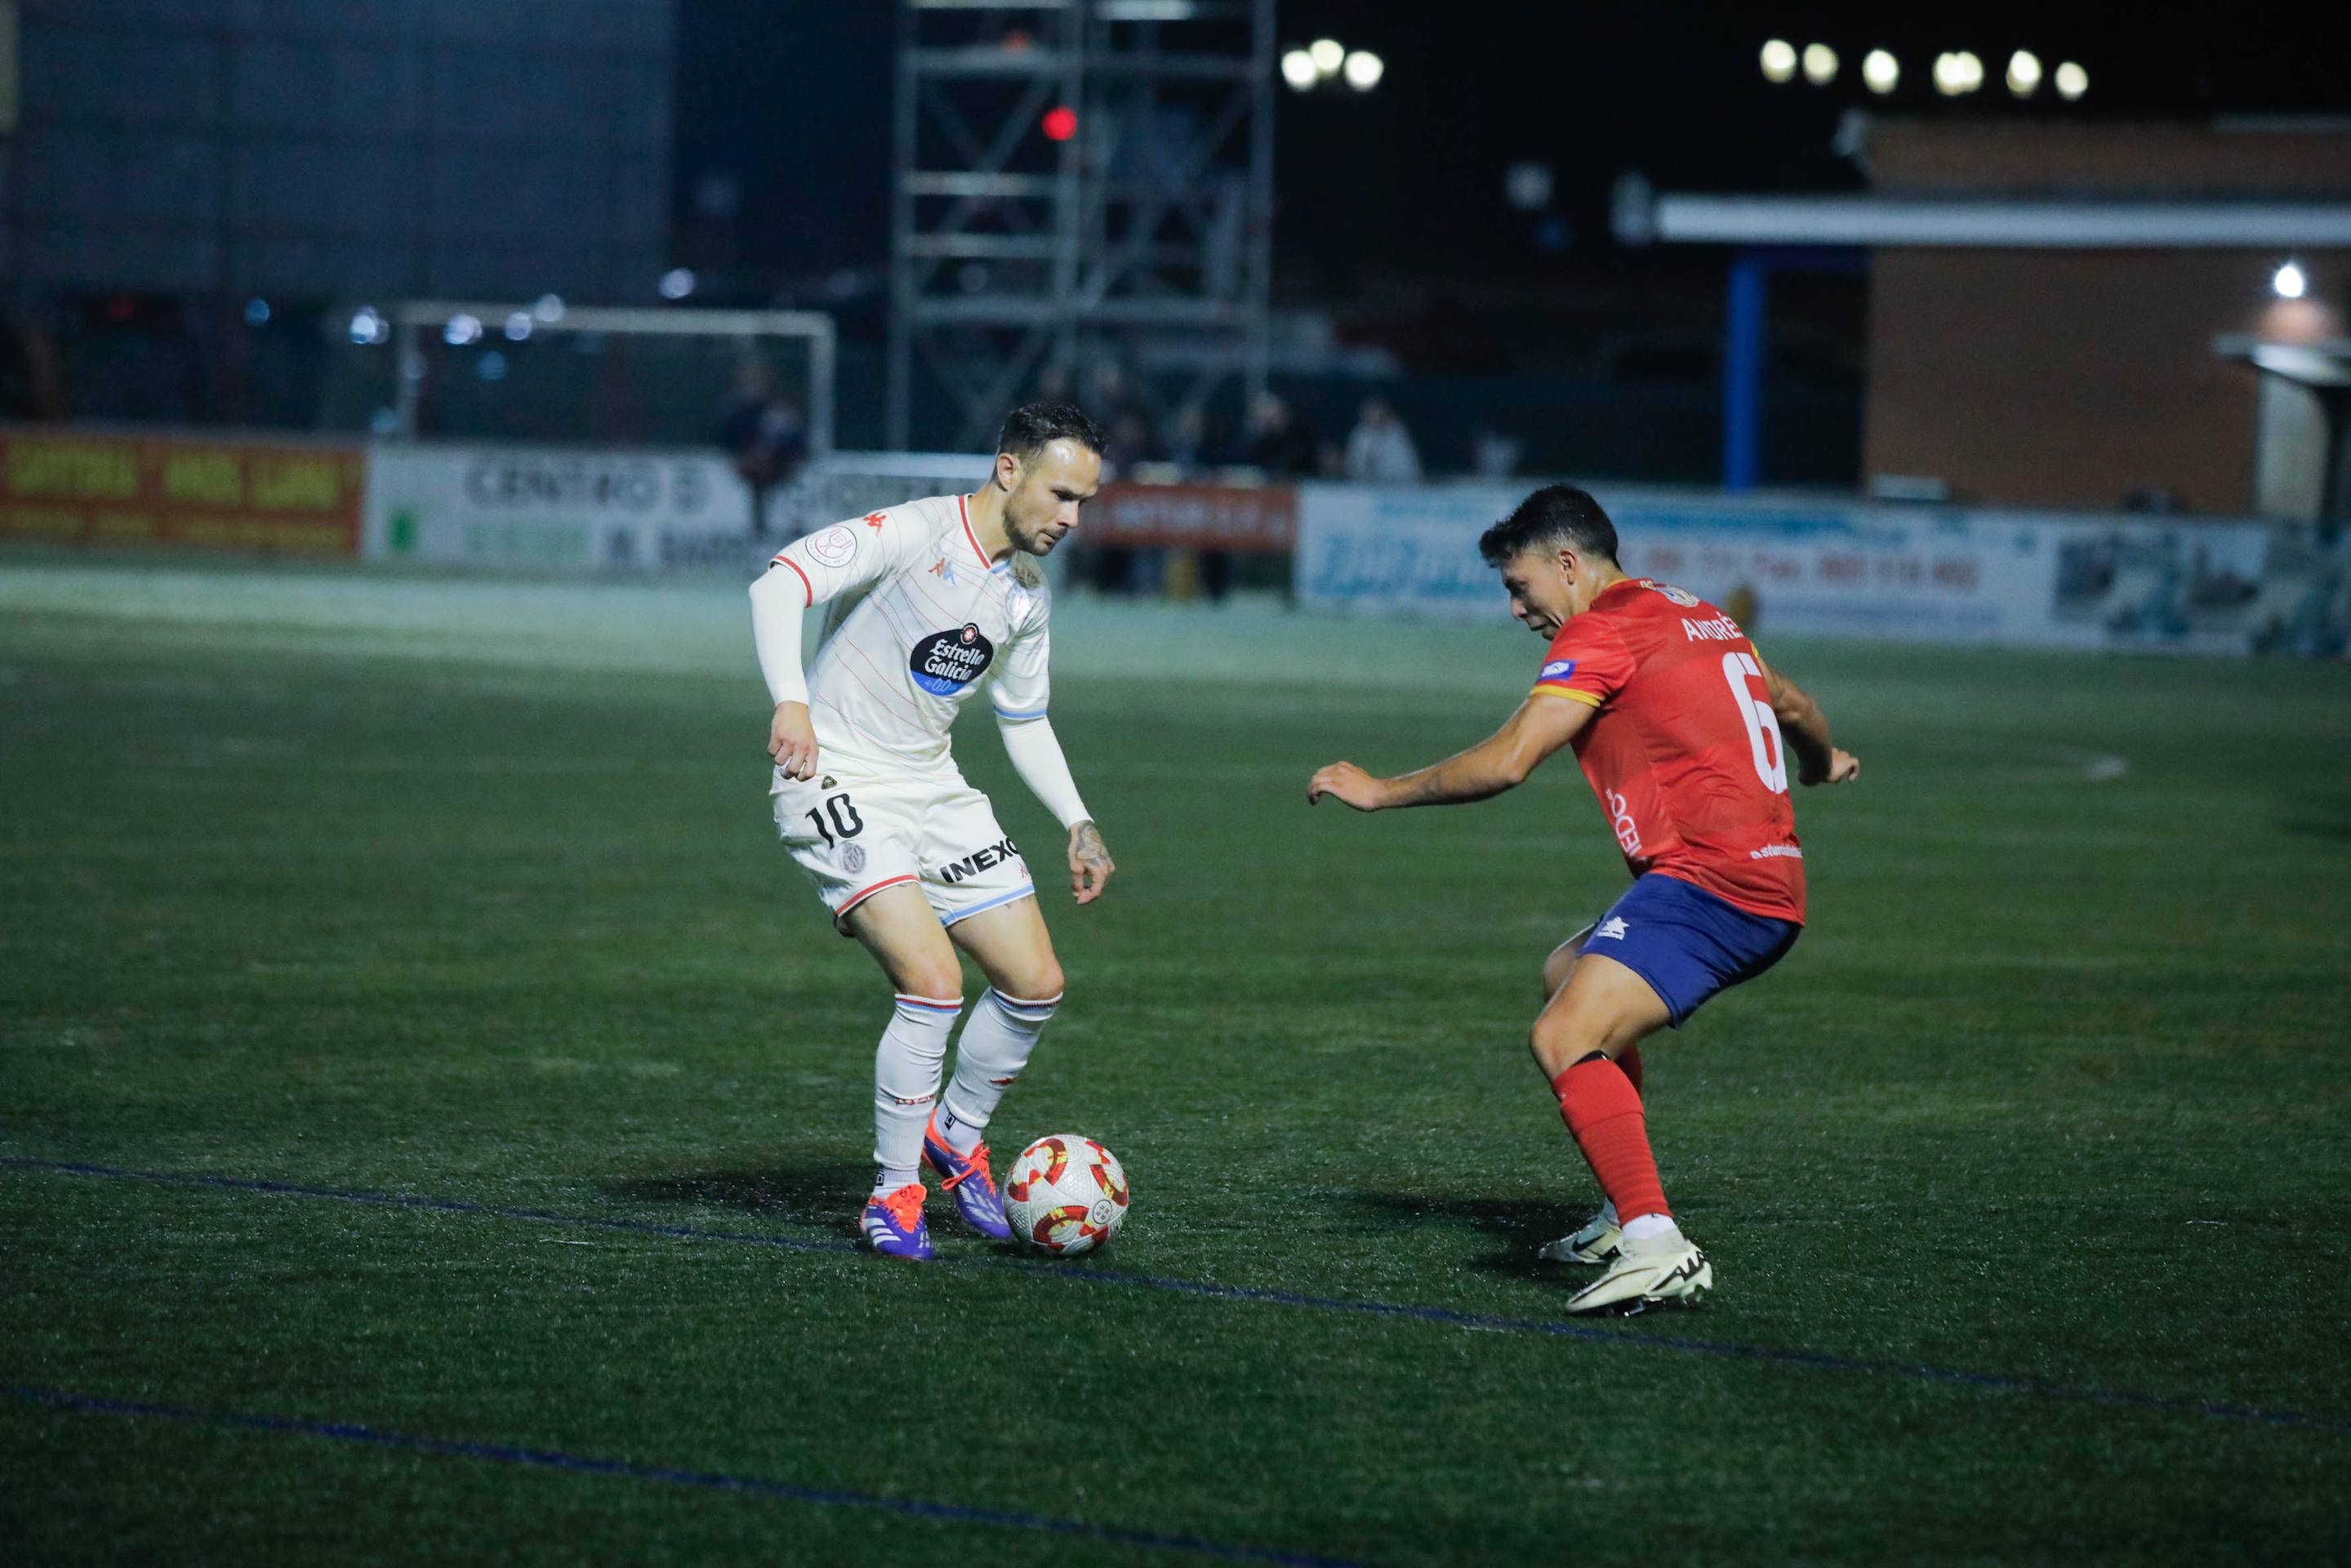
top-left (773, 768), bottom-right (1035, 931)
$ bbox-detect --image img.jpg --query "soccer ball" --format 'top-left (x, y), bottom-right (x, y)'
top-left (1004, 1134), bottom-right (1129, 1254)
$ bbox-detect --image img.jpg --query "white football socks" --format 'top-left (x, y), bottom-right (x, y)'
top-left (937, 989), bottom-right (1062, 1153)
top-left (872, 992), bottom-right (961, 1196)
top-left (1621, 1212), bottom-right (1681, 1244)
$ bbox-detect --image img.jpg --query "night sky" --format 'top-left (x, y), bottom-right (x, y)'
top-left (674, 0), bottom-right (2351, 292)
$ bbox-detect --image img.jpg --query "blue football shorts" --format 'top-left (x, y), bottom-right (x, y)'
top-left (1574, 873), bottom-right (1801, 1027)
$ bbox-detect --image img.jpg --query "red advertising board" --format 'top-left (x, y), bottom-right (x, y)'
top-left (0, 429), bottom-right (365, 555)
top-left (1082, 483), bottom-right (1296, 553)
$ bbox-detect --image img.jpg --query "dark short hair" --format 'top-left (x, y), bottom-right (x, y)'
top-left (999, 401), bottom-right (1106, 461)
top-left (1478, 484), bottom-right (1620, 569)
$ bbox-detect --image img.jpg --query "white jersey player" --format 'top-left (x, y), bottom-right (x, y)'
top-left (748, 402), bottom-right (1115, 1259)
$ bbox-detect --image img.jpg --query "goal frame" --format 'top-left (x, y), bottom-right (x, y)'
top-left (384, 302), bottom-right (837, 457)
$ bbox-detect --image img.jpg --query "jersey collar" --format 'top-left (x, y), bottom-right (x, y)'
top-left (956, 494), bottom-right (1004, 572)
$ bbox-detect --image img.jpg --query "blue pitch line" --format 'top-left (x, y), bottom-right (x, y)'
top-left (9, 1156), bottom-right (2349, 1437)
top-left (1, 1384), bottom-right (1374, 1568)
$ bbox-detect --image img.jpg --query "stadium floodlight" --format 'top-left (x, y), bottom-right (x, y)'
top-left (349, 306), bottom-right (390, 345)
top-left (1342, 50), bottom-right (1383, 91)
top-left (442, 314), bottom-right (483, 347)
top-left (1802, 43), bottom-right (1838, 87)
top-left (658, 268), bottom-right (697, 301)
top-left (503, 311), bottom-right (534, 341)
top-left (2055, 60), bottom-right (2087, 100)
top-left (1935, 51), bottom-right (1984, 96)
top-left (1309, 38), bottom-right (1344, 78)
top-left (2274, 261), bottom-right (2309, 300)
top-left (1863, 49), bottom-right (1899, 94)
top-left (2006, 51), bottom-right (2042, 97)
top-left (1760, 39), bottom-right (1797, 83)
top-left (532, 293), bottom-right (566, 324)
top-left (1280, 48), bottom-right (1317, 91)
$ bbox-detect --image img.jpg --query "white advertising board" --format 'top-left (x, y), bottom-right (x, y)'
top-left (1296, 483), bottom-right (2293, 653)
top-left (363, 443), bottom-right (755, 572)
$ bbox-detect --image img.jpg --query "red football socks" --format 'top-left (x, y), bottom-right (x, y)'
top-left (1552, 1057), bottom-right (1669, 1222)
top-left (1617, 1044), bottom-right (1644, 1094)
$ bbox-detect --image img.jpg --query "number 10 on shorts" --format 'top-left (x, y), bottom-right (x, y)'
top-left (804, 792), bottom-right (864, 848)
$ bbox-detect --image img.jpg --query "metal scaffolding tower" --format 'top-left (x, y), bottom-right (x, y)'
top-left (888, 0), bottom-right (1275, 452)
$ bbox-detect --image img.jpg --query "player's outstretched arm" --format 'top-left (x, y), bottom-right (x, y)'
top-left (996, 712), bottom-right (1113, 904)
top-left (1757, 656), bottom-right (1859, 786)
top-left (750, 567), bottom-right (821, 780)
top-left (1308, 695), bottom-right (1593, 812)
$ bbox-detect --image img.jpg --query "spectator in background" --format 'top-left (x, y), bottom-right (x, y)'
top-left (1245, 393), bottom-right (1320, 477)
top-left (1472, 426), bottom-right (1523, 480)
top-left (1343, 397), bottom-right (1423, 483)
top-left (718, 357), bottom-right (809, 542)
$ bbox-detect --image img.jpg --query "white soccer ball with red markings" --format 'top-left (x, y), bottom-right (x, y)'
top-left (1004, 1134), bottom-right (1129, 1254)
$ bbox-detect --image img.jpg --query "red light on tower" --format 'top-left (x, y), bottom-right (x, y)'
top-left (1042, 105), bottom-right (1078, 143)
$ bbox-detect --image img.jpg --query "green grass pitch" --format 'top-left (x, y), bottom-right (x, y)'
top-left (3, 552), bottom-right (2349, 1565)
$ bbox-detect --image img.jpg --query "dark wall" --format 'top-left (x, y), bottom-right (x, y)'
top-left (3, 0), bottom-right (675, 302)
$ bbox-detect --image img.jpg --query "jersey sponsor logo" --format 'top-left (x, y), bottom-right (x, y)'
top-left (1593, 916), bottom-right (1629, 940)
top-left (1748, 844), bottom-right (1804, 860)
top-left (909, 623), bottom-right (995, 694)
top-left (804, 525), bottom-right (858, 568)
top-left (1642, 580), bottom-right (1702, 607)
top-left (937, 836), bottom-right (1020, 884)
top-left (1538, 658), bottom-right (1578, 683)
top-left (1681, 614), bottom-right (1743, 642)
top-left (842, 843), bottom-right (867, 874)
top-left (1605, 787), bottom-right (1642, 856)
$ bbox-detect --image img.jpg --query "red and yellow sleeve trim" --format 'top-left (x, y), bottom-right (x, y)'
top-left (1529, 684), bottom-right (1602, 706)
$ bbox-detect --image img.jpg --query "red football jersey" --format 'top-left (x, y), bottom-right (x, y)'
top-left (1531, 578), bottom-right (1806, 923)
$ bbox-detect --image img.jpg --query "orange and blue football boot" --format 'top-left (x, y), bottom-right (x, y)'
top-left (859, 1181), bottom-right (935, 1260)
top-left (922, 1115), bottom-right (1012, 1241)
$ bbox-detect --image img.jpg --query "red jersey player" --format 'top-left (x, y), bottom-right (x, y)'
top-left (1308, 484), bottom-right (1859, 1313)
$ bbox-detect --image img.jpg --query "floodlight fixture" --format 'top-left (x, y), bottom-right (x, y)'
top-left (2274, 261), bottom-right (2309, 301)
top-left (1802, 43), bottom-right (1838, 87)
top-left (1342, 50), bottom-right (1383, 91)
top-left (1280, 49), bottom-right (1317, 91)
top-left (2006, 51), bottom-right (2042, 97)
top-left (1309, 38), bottom-right (1344, 78)
top-left (658, 268), bottom-right (697, 301)
top-left (1862, 49), bottom-right (1899, 94)
top-left (1760, 39), bottom-right (1797, 83)
top-left (2055, 60), bottom-right (2087, 100)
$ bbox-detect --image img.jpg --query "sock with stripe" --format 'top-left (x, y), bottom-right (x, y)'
top-left (937, 989), bottom-right (1062, 1154)
top-left (1552, 1054), bottom-right (1671, 1227)
top-left (872, 991), bottom-right (961, 1196)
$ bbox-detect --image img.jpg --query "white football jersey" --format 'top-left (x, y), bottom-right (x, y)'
top-left (766, 493), bottom-right (1051, 780)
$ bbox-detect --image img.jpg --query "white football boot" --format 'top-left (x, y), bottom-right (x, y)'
top-left (1563, 1228), bottom-right (1712, 1315)
top-left (1538, 1200), bottom-right (1622, 1265)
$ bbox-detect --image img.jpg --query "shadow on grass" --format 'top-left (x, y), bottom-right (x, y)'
top-left (602, 1162), bottom-right (870, 1224)
top-left (1334, 1189), bottom-right (1580, 1280)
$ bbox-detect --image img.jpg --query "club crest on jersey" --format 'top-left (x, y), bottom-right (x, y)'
top-left (1642, 580), bottom-right (1702, 608)
top-left (804, 525), bottom-right (858, 568)
top-left (910, 623), bottom-right (995, 694)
